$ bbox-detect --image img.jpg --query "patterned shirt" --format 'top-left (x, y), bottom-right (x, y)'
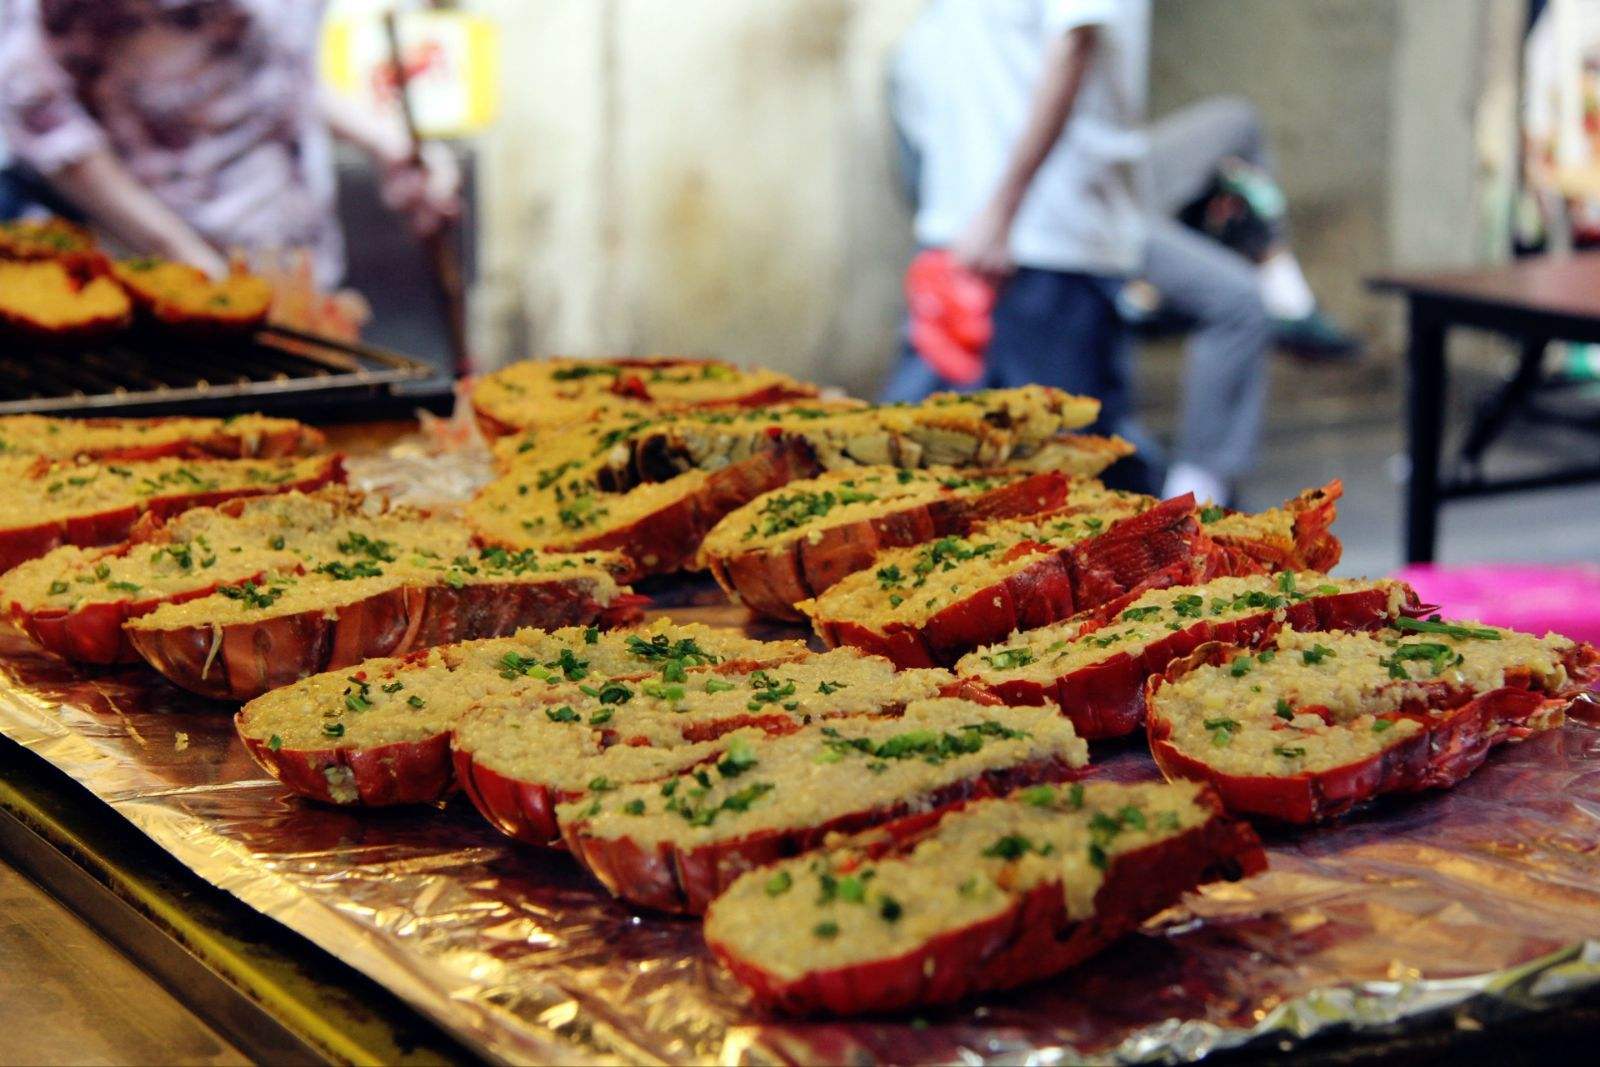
top-left (0, 0), bottom-right (344, 285)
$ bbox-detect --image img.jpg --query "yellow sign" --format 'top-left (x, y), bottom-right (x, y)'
top-left (322, 10), bottom-right (499, 139)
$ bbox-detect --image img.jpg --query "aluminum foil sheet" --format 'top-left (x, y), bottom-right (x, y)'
top-left (4, 613), bottom-right (1600, 1064)
top-left (342, 402), bottom-right (497, 507)
top-left (1, 434), bottom-right (1599, 1061)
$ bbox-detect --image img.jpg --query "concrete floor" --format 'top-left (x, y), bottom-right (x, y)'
top-left (0, 863), bottom-right (244, 1066)
top-left (1241, 409), bottom-right (1600, 578)
top-left (1137, 341), bottom-right (1600, 578)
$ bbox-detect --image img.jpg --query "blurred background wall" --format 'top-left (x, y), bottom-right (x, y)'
top-left (1145, 0), bottom-right (1522, 426)
top-left (469, 0), bottom-right (1524, 400)
top-left (473, 0), bottom-right (921, 399)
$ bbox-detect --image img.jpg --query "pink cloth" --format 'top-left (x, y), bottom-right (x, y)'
top-left (0, 0), bottom-right (344, 286)
top-left (1393, 563), bottom-right (1600, 645)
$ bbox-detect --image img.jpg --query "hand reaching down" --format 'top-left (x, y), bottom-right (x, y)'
top-left (379, 141), bottom-right (462, 240)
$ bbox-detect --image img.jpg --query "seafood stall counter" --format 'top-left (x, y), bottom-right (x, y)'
top-left (2, 383), bottom-right (1600, 1065)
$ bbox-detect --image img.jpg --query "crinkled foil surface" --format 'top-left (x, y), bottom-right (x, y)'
top-left (1, 445), bottom-right (1599, 1063)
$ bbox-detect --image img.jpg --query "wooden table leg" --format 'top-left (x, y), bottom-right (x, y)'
top-left (1459, 337), bottom-right (1547, 478)
top-left (1405, 302), bottom-right (1447, 563)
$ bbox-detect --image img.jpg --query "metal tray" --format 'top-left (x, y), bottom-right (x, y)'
top-left (3, 440), bottom-right (1600, 1064)
top-left (0, 324), bottom-right (434, 418)
top-left (2, 581), bottom-right (1600, 1064)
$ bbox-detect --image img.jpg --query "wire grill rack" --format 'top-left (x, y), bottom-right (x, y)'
top-left (0, 324), bottom-right (436, 417)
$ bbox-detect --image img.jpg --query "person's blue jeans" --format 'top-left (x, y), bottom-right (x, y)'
top-left (881, 266), bottom-right (1162, 495)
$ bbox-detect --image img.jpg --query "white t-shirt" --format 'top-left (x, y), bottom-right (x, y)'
top-left (893, 0), bottom-right (1151, 276)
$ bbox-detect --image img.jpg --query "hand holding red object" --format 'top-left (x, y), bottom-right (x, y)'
top-left (950, 202), bottom-right (1017, 281)
top-left (906, 250), bottom-right (996, 387)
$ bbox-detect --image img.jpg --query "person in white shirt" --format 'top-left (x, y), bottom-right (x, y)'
top-left (0, 0), bottom-right (456, 287)
top-left (885, 1), bottom-right (1357, 505)
top-left (882, 0), bottom-right (1160, 494)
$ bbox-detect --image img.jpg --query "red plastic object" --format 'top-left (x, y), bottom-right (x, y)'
top-left (905, 250), bottom-right (995, 386)
top-left (1392, 563), bottom-right (1600, 645)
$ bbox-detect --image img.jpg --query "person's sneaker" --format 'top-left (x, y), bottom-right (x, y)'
top-left (1555, 342), bottom-right (1600, 383)
top-left (1162, 462), bottom-right (1232, 510)
top-left (1275, 309), bottom-right (1362, 361)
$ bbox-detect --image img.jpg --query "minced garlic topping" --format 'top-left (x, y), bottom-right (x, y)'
top-left (454, 649), bottom-right (954, 792)
top-left (237, 620), bottom-right (804, 751)
top-left (1007, 434), bottom-right (1134, 477)
top-left (472, 387), bottom-right (1100, 559)
top-left (958, 574), bottom-right (1410, 685)
top-left (802, 498), bottom-right (1149, 627)
top-left (562, 699), bottom-right (1086, 843)
top-left (2, 540), bottom-right (303, 613)
top-left (0, 414), bottom-right (310, 461)
top-left (701, 466), bottom-right (1023, 556)
top-left (8, 487), bottom-right (618, 625)
top-left (473, 357), bottom-right (816, 434)
top-left (1204, 506), bottom-right (1294, 545)
top-left (473, 469), bottom-right (721, 551)
top-left (0, 455), bottom-right (331, 526)
top-left (126, 547), bottom-right (616, 629)
top-left (1150, 623), bottom-right (1575, 776)
top-left (703, 780), bottom-right (1211, 979)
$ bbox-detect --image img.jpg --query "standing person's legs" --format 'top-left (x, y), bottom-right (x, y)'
top-left (1148, 96), bottom-right (1339, 341)
top-left (986, 269), bottom-right (1161, 494)
top-left (1147, 96), bottom-right (1272, 217)
top-left (879, 316), bottom-right (999, 402)
top-left (1143, 217), bottom-right (1273, 497)
top-left (879, 334), bottom-right (952, 403)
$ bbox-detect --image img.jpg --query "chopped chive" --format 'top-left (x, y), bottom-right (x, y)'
top-left (1020, 785), bottom-right (1056, 807)
top-left (1392, 616), bottom-right (1501, 640)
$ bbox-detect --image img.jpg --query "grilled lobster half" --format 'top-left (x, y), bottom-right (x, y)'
top-left (957, 573), bottom-right (1417, 739)
top-left (1145, 621), bottom-right (1600, 823)
top-left (704, 779), bottom-right (1264, 1015)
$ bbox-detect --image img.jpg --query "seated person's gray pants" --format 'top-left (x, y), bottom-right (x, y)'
top-left (1145, 96), bottom-right (1277, 483)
